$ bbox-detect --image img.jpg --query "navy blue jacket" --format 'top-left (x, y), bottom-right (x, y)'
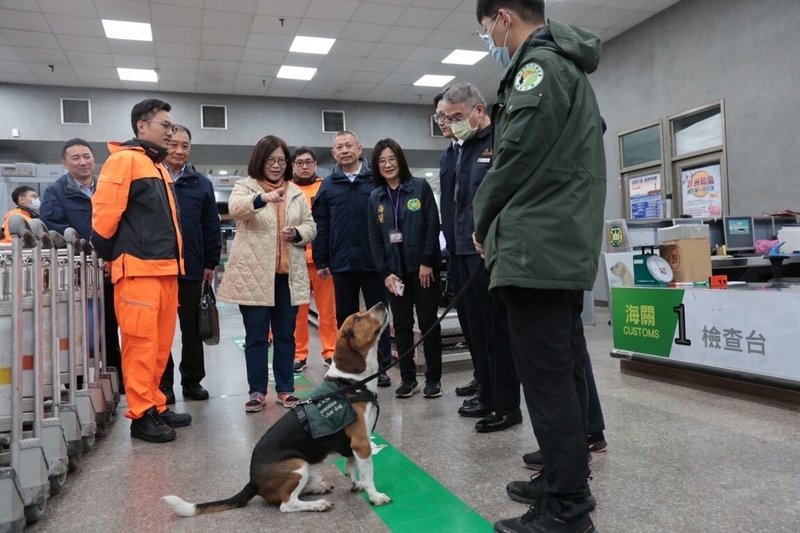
top-left (312, 158), bottom-right (378, 273)
top-left (368, 178), bottom-right (440, 279)
top-left (438, 142), bottom-right (459, 254)
top-left (454, 125), bottom-right (493, 256)
top-left (40, 173), bottom-right (93, 239)
top-left (172, 163), bottom-right (221, 281)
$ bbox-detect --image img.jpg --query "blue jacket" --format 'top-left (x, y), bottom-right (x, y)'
top-left (312, 158), bottom-right (378, 273)
top-left (40, 173), bottom-right (93, 239)
top-left (173, 163), bottom-right (221, 281)
top-left (438, 142), bottom-right (459, 254)
top-left (368, 178), bottom-right (440, 278)
top-left (454, 125), bottom-right (493, 256)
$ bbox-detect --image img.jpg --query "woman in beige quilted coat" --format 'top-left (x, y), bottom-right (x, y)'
top-left (218, 135), bottom-right (316, 412)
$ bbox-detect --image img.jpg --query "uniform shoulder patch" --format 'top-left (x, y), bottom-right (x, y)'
top-left (514, 62), bottom-right (544, 92)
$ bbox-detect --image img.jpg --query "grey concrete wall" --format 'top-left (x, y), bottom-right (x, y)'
top-left (593, 0), bottom-right (800, 220)
top-left (0, 83), bottom-right (443, 151)
top-left (590, 0), bottom-right (800, 301)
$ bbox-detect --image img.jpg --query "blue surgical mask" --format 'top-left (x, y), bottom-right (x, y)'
top-left (481, 14), bottom-right (511, 68)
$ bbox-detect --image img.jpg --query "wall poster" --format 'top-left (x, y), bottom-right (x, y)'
top-left (628, 173), bottom-right (662, 219)
top-left (680, 164), bottom-right (722, 218)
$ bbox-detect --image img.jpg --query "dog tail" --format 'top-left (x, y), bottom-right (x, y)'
top-left (162, 482), bottom-right (259, 517)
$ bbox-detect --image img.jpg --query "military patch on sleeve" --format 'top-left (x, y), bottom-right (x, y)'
top-left (514, 62), bottom-right (544, 92)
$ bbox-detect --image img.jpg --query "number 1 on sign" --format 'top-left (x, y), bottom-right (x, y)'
top-left (672, 303), bottom-right (691, 346)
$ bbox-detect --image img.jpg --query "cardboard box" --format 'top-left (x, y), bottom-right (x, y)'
top-left (658, 225), bottom-right (712, 283)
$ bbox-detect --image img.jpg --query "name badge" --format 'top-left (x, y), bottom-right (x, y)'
top-left (478, 157), bottom-right (491, 164)
top-left (389, 230), bottom-right (403, 244)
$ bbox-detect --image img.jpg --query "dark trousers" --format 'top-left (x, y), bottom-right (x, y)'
top-left (497, 287), bottom-right (593, 521)
top-left (454, 254), bottom-right (494, 406)
top-left (585, 351), bottom-right (605, 435)
top-left (389, 272), bottom-right (442, 384)
top-left (103, 281), bottom-right (123, 391)
top-left (332, 271), bottom-right (391, 370)
top-left (490, 294), bottom-right (521, 415)
top-left (445, 255), bottom-right (475, 379)
top-left (161, 280), bottom-right (205, 389)
top-left (239, 275), bottom-right (297, 395)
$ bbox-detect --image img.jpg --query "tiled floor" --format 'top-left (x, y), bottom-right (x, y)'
top-left (29, 305), bottom-right (800, 532)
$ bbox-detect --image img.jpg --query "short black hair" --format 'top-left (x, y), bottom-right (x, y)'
top-left (292, 146), bottom-right (317, 162)
top-left (248, 135), bottom-right (292, 182)
top-left (130, 98), bottom-right (171, 136)
top-left (433, 88), bottom-right (450, 108)
top-left (371, 138), bottom-right (413, 187)
top-left (173, 124), bottom-right (192, 140)
top-left (12, 185), bottom-right (35, 205)
top-left (61, 138), bottom-right (93, 159)
top-left (476, 0), bottom-right (545, 24)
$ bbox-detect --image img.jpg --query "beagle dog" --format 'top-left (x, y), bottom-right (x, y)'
top-left (162, 303), bottom-right (391, 516)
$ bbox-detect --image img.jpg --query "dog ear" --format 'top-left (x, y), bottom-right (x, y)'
top-left (334, 333), bottom-right (367, 374)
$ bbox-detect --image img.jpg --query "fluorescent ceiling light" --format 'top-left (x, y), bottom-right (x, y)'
top-left (218, 170), bottom-right (229, 176)
top-left (277, 65), bottom-right (317, 81)
top-left (117, 67), bottom-right (158, 82)
top-left (442, 49), bottom-right (489, 65)
top-left (414, 74), bottom-right (455, 87)
top-left (102, 19), bottom-right (153, 41)
top-left (290, 35), bottom-right (336, 55)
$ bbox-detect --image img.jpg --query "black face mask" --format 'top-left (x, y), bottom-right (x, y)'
top-left (125, 139), bottom-right (168, 163)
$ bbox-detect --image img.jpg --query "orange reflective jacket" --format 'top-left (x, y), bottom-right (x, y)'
top-left (1, 207), bottom-right (36, 243)
top-left (91, 140), bottom-right (185, 283)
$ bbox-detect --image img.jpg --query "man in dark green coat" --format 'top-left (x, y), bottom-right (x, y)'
top-left (473, 1), bottom-right (606, 532)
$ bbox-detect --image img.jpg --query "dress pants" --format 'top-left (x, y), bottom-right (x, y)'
top-left (453, 254), bottom-right (494, 406)
top-left (490, 293), bottom-right (521, 414)
top-left (445, 255), bottom-right (475, 379)
top-left (161, 279), bottom-right (205, 389)
top-left (388, 272), bottom-right (442, 384)
top-left (239, 275), bottom-right (297, 395)
top-left (115, 276), bottom-right (178, 419)
top-left (497, 286), bottom-right (594, 521)
top-left (295, 263), bottom-right (337, 361)
top-left (332, 271), bottom-right (391, 370)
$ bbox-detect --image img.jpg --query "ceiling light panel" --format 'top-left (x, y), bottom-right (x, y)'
top-left (290, 35), bottom-right (336, 55)
top-left (442, 49), bottom-right (488, 65)
top-left (102, 19), bottom-right (153, 41)
top-left (277, 65), bottom-right (317, 81)
top-left (413, 74), bottom-right (454, 87)
top-left (117, 67), bottom-right (158, 82)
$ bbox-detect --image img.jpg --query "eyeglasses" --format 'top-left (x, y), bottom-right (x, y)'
top-left (293, 159), bottom-right (316, 167)
top-left (378, 156), bottom-right (398, 167)
top-left (476, 13), bottom-right (499, 43)
top-left (266, 157), bottom-right (288, 167)
top-left (439, 105), bottom-right (478, 125)
top-left (434, 114), bottom-right (448, 124)
top-left (147, 120), bottom-right (177, 133)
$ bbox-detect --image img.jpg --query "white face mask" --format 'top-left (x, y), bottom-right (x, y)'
top-left (29, 198), bottom-right (41, 211)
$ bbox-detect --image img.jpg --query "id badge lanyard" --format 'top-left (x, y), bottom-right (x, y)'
top-left (387, 186), bottom-right (403, 244)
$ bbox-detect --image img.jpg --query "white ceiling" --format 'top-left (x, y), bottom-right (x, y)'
top-left (0, 0), bottom-right (680, 104)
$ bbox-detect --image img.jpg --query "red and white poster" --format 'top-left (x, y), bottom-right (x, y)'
top-left (681, 164), bottom-right (722, 218)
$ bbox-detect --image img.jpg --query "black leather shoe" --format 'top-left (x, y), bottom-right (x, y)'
top-left (457, 401), bottom-right (492, 418)
top-left (377, 373), bottom-right (391, 387)
top-left (475, 408), bottom-right (523, 433)
top-left (182, 383), bottom-right (209, 401)
top-left (160, 387), bottom-right (175, 406)
top-left (455, 378), bottom-right (480, 397)
top-left (462, 395), bottom-right (481, 407)
top-left (159, 409), bottom-right (192, 428)
top-left (130, 407), bottom-right (175, 443)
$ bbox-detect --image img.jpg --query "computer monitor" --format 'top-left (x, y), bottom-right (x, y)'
top-left (723, 216), bottom-right (755, 252)
top-left (672, 218), bottom-right (705, 225)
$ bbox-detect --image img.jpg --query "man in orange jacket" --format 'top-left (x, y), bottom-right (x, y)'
top-left (290, 147), bottom-right (337, 372)
top-left (1, 186), bottom-right (40, 242)
top-left (91, 98), bottom-right (191, 443)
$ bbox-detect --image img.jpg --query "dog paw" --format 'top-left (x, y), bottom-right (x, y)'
top-left (369, 492), bottom-right (392, 506)
top-left (314, 500), bottom-right (334, 512)
top-left (318, 481), bottom-right (335, 494)
top-left (351, 481), bottom-right (367, 492)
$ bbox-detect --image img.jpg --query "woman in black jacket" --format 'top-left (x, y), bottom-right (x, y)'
top-left (367, 138), bottom-right (442, 399)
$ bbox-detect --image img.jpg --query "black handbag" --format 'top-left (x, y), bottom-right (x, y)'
top-left (198, 281), bottom-right (220, 346)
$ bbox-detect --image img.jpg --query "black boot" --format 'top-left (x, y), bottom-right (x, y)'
top-left (130, 407), bottom-right (176, 443)
top-left (159, 409), bottom-right (192, 428)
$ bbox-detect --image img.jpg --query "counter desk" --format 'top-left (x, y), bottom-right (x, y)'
top-left (610, 283), bottom-right (800, 390)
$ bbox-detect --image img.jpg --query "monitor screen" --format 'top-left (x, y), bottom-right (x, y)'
top-left (723, 216), bottom-right (755, 252)
top-left (672, 218), bottom-right (705, 225)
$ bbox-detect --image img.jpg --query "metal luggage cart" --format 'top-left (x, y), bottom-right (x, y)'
top-left (0, 215), bottom-right (50, 526)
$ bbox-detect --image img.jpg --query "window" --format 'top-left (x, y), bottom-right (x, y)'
top-left (201, 104), bottom-right (227, 129)
top-left (671, 103), bottom-right (723, 157)
top-left (61, 98), bottom-right (91, 125)
top-left (619, 123), bottom-right (661, 170)
top-left (430, 115), bottom-right (444, 138)
top-left (322, 110), bottom-right (345, 133)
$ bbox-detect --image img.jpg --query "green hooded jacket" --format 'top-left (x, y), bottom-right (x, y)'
top-left (473, 20), bottom-right (606, 291)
